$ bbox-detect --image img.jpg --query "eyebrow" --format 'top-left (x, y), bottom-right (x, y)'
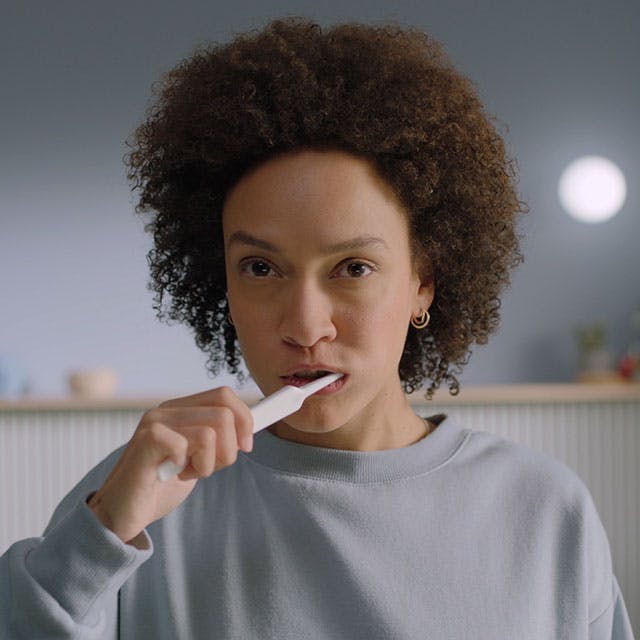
top-left (226, 230), bottom-right (389, 255)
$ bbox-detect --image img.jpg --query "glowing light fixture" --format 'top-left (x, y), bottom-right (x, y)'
top-left (558, 155), bottom-right (626, 223)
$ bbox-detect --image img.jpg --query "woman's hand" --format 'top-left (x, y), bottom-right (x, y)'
top-left (87, 386), bottom-right (254, 544)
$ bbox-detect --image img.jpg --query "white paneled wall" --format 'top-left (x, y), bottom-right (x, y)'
top-left (1, 394), bottom-right (638, 633)
top-left (1, 408), bottom-right (140, 551)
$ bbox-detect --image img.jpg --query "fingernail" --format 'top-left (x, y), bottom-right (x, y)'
top-left (241, 436), bottom-right (253, 453)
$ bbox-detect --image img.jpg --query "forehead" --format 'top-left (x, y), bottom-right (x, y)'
top-left (222, 149), bottom-right (411, 244)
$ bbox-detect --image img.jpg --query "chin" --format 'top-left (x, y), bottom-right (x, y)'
top-left (279, 408), bottom-right (349, 433)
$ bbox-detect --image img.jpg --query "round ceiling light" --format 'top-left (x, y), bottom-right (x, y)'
top-left (558, 155), bottom-right (626, 223)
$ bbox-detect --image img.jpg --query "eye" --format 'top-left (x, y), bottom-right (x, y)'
top-left (239, 259), bottom-right (278, 278)
top-left (334, 260), bottom-right (376, 279)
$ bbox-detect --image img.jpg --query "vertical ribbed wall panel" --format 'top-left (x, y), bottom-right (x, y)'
top-left (0, 409), bottom-right (140, 552)
top-left (1, 401), bottom-right (638, 633)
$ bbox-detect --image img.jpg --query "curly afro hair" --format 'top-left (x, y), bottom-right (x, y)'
top-left (125, 17), bottom-right (525, 398)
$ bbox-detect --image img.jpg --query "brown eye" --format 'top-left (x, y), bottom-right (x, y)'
top-left (348, 263), bottom-right (368, 277)
top-left (251, 261), bottom-right (271, 276)
top-left (336, 261), bottom-right (375, 278)
top-left (240, 259), bottom-right (276, 277)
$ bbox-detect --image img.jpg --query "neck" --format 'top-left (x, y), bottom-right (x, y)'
top-left (268, 383), bottom-right (431, 451)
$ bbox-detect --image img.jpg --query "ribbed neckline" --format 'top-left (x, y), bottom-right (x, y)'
top-left (246, 415), bottom-right (470, 484)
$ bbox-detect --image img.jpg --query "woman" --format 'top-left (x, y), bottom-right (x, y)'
top-left (1, 17), bottom-right (634, 639)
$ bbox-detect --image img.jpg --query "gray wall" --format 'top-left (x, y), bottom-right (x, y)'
top-left (1, 0), bottom-right (638, 398)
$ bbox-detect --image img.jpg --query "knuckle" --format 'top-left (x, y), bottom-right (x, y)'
top-left (175, 436), bottom-right (189, 456)
top-left (145, 421), bottom-right (166, 441)
top-left (132, 419), bottom-right (188, 455)
top-left (217, 445), bottom-right (238, 467)
top-left (134, 419), bottom-right (161, 443)
top-left (216, 385), bottom-right (235, 402)
top-left (193, 427), bottom-right (216, 448)
top-left (214, 405), bottom-right (235, 427)
top-left (143, 408), bottom-right (163, 423)
top-left (157, 397), bottom-right (178, 408)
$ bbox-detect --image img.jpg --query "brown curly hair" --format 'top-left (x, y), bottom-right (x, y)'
top-left (125, 17), bottom-right (525, 398)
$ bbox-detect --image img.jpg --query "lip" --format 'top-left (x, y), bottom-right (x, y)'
top-left (281, 364), bottom-right (342, 377)
top-left (280, 373), bottom-right (348, 395)
top-left (279, 364), bottom-right (347, 396)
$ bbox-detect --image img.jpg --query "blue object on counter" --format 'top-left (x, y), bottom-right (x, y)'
top-left (0, 353), bottom-right (30, 396)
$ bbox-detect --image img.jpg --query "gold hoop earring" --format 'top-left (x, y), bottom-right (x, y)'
top-left (410, 310), bottom-right (430, 329)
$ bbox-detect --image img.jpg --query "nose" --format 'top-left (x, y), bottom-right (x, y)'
top-left (278, 279), bottom-right (337, 348)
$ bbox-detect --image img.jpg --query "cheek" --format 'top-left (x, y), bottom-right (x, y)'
top-left (339, 289), bottom-right (410, 351)
top-left (233, 309), bottom-right (272, 348)
top-left (227, 293), bottom-right (271, 353)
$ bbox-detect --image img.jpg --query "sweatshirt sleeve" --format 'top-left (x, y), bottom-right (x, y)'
top-left (579, 478), bottom-right (636, 640)
top-left (1, 446), bottom-right (152, 639)
top-left (588, 575), bottom-right (636, 639)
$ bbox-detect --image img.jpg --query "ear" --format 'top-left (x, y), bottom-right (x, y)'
top-left (410, 254), bottom-right (435, 315)
top-left (413, 278), bottom-right (435, 317)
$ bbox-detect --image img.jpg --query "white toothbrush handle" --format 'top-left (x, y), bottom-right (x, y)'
top-left (157, 460), bottom-right (186, 482)
top-left (249, 373), bottom-right (341, 431)
top-left (250, 385), bottom-right (304, 432)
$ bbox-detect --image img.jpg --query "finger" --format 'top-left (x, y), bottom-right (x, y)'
top-left (133, 420), bottom-right (190, 472)
top-left (158, 385), bottom-right (244, 408)
top-left (163, 409), bottom-right (239, 478)
top-left (145, 406), bottom-right (236, 431)
top-left (213, 411), bottom-right (241, 470)
top-left (146, 405), bottom-right (249, 452)
top-left (173, 419), bottom-right (239, 480)
top-left (178, 425), bottom-right (217, 479)
top-left (157, 386), bottom-right (254, 452)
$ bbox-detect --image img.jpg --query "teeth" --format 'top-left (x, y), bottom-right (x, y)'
top-left (294, 370), bottom-right (329, 379)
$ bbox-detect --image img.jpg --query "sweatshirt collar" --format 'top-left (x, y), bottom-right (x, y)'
top-left (246, 415), bottom-right (469, 483)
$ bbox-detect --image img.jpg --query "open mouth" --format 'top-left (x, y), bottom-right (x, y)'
top-left (289, 369), bottom-right (334, 381)
top-left (281, 370), bottom-right (335, 387)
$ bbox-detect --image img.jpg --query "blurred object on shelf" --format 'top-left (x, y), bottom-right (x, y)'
top-left (67, 368), bottom-right (118, 398)
top-left (576, 370), bottom-right (626, 384)
top-left (617, 307), bottom-right (640, 381)
top-left (0, 353), bottom-right (31, 397)
top-left (618, 353), bottom-right (640, 380)
top-left (574, 323), bottom-right (616, 382)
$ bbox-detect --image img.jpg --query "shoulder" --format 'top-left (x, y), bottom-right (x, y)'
top-left (447, 423), bottom-right (608, 545)
top-left (456, 425), bottom-right (615, 621)
top-left (459, 426), bottom-right (592, 508)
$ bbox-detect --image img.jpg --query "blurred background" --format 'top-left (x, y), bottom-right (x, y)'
top-left (1, 0), bottom-right (639, 399)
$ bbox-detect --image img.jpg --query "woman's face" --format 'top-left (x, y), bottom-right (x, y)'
top-left (222, 149), bottom-right (433, 446)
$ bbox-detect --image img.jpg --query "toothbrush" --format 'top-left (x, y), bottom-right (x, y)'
top-left (157, 372), bottom-right (343, 481)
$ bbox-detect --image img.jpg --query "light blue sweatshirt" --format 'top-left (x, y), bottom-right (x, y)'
top-left (1, 416), bottom-right (635, 638)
